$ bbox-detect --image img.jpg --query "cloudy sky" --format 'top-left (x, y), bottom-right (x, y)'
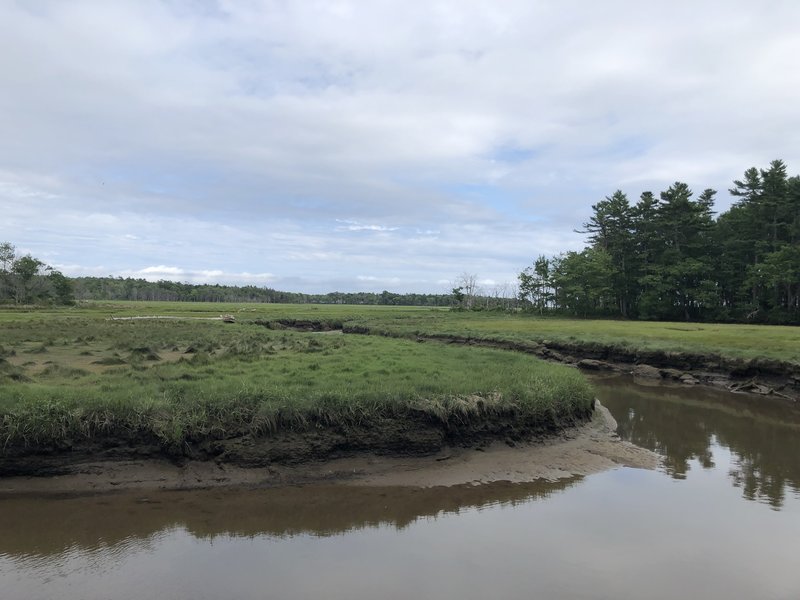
top-left (2, 1), bottom-right (799, 293)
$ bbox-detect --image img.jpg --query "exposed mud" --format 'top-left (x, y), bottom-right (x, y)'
top-left (0, 401), bottom-right (593, 478)
top-left (0, 403), bottom-right (656, 494)
top-left (255, 318), bottom-right (342, 331)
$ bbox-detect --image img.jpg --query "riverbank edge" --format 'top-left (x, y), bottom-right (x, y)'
top-left (0, 397), bottom-right (595, 478)
top-left (0, 402), bottom-right (658, 495)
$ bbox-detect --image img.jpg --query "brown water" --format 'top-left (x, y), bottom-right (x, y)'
top-left (2, 377), bottom-right (800, 600)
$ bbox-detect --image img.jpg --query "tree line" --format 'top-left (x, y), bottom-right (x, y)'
top-left (69, 277), bottom-right (454, 306)
top-left (0, 245), bottom-right (456, 308)
top-left (518, 159), bottom-right (800, 324)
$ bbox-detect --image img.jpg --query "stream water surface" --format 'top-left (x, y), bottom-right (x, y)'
top-left (2, 377), bottom-right (800, 600)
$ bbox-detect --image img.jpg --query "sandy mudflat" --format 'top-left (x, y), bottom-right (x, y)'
top-left (0, 402), bottom-right (658, 495)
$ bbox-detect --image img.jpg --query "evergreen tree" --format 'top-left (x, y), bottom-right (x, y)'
top-left (518, 255), bottom-right (552, 313)
top-left (550, 248), bottom-right (614, 317)
top-left (582, 190), bottom-right (636, 316)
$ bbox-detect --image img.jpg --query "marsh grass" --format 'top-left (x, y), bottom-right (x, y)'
top-left (3, 300), bottom-right (798, 455)
top-left (341, 312), bottom-right (800, 363)
top-left (0, 314), bottom-right (593, 451)
top-left (48, 300), bottom-right (793, 362)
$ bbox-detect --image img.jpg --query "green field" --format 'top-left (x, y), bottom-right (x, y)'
top-left (345, 311), bottom-right (800, 363)
top-left (0, 303), bottom-right (593, 455)
top-left (4, 300), bottom-right (797, 362)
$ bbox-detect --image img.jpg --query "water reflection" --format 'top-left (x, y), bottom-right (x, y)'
top-left (0, 477), bottom-right (580, 558)
top-left (595, 376), bottom-right (800, 509)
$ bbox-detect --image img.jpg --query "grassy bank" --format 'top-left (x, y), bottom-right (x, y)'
top-left (341, 312), bottom-right (800, 364)
top-left (4, 300), bottom-right (796, 469)
top-left (0, 311), bottom-right (593, 465)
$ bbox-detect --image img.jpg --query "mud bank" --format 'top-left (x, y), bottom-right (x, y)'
top-left (0, 399), bottom-right (593, 479)
top-left (332, 325), bottom-right (800, 402)
top-left (0, 403), bottom-right (656, 494)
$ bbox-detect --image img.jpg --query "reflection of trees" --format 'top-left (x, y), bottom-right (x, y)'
top-left (0, 477), bottom-right (581, 558)
top-left (720, 422), bottom-right (800, 510)
top-left (596, 377), bottom-right (800, 509)
top-left (602, 385), bottom-right (714, 479)
top-left (729, 457), bottom-right (786, 510)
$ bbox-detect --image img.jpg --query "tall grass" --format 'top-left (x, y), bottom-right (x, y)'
top-left (342, 312), bottom-right (800, 363)
top-left (0, 317), bottom-right (593, 452)
top-left (5, 299), bottom-right (798, 456)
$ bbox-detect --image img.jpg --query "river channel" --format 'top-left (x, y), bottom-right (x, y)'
top-left (2, 377), bottom-right (800, 600)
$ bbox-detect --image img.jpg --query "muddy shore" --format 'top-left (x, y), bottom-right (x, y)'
top-left (0, 394), bottom-right (594, 479)
top-left (0, 403), bottom-right (657, 495)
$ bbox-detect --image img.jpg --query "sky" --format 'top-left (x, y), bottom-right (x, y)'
top-left (2, 0), bottom-right (799, 294)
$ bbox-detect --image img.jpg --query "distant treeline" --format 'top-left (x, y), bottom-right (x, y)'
top-left (518, 159), bottom-right (800, 324)
top-left (70, 277), bottom-right (454, 306)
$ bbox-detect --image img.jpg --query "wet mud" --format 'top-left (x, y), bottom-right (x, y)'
top-left (0, 401), bottom-right (593, 478)
top-left (0, 403), bottom-right (655, 494)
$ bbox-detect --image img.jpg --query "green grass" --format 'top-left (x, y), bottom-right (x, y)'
top-left (5, 299), bottom-right (794, 456)
top-left (5, 300), bottom-right (798, 361)
top-left (72, 300), bottom-right (800, 362)
top-left (0, 309), bottom-right (593, 452)
top-left (339, 311), bottom-right (800, 363)
top-left (0, 300), bottom-right (436, 324)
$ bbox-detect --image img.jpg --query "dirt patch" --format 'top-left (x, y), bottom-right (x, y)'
top-left (254, 318), bottom-right (342, 332)
top-left (7, 341), bottom-right (186, 375)
top-left (0, 403), bottom-right (656, 494)
top-left (343, 403), bottom-right (658, 487)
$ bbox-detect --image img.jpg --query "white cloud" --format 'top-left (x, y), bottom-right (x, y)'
top-left (356, 275), bottom-right (401, 285)
top-left (57, 263), bottom-right (275, 286)
top-left (335, 219), bottom-right (399, 232)
top-left (139, 266), bottom-right (186, 276)
top-left (1, 1), bottom-right (798, 292)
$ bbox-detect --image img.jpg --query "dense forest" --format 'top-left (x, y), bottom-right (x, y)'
top-left (518, 160), bottom-right (800, 324)
top-left (0, 247), bottom-right (452, 307)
